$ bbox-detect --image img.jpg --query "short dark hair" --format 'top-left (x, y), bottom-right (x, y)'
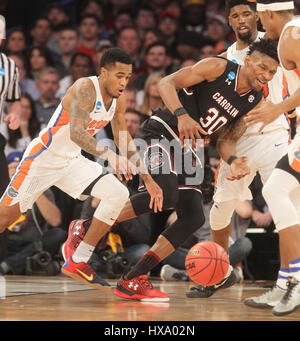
top-left (45, 2), bottom-right (67, 15)
top-left (247, 38), bottom-right (279, 63)
top-left (100, 47), bottom-right (132, 68)
top-left (145, 41), bottom-right (168, 55)
top-left (58, 24), bottom-right (78, 35)
top-left (70, 52), bottom-right (94, 69)
top-left (79, 13), bottom-right (101, 27)
top-left (31, 16), bottom-right (51, 30)
top-left (137, 4), bottom-right (155, 13)
top-left (117, 25), bottom-right (138, 38)
top-left (226, 0), bottom-right (256, 12)
top-left (115, 9), bottom-right (133, 19)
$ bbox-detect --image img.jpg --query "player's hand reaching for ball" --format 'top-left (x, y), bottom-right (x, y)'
top-left (107, 151), bottom-right (137, 182)
top-left (226, 157), bottom-right (250, 181)
top-left (143, 176), bottom-right (163, 213)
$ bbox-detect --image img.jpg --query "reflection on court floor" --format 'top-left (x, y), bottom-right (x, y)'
top-left (0, 275), bottom-right (299, 322)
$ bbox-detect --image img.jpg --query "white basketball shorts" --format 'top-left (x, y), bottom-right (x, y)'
top-left (0, 138), bottom-right (103, 212)
top-left (213, 128), bottom-right (290, 203)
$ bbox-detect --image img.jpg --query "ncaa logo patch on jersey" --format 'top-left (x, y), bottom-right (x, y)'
top-left (227, 71), bottom-right (236, 80)
top-left (0, 67), bottom-right (5, 77)
top-left (95, 101), bottom-right (102, 111)
top-left (225, 71), bottom-right (236, 85)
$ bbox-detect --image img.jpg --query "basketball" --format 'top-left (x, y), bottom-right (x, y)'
top-left (185, 241), bottom-right (230, 286)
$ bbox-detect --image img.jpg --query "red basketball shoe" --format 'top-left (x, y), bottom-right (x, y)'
top-left (114, 275), bottom-right (169, 302)
top-left (62, 256), bottom-right (111, 289)
top-left (61, 219), bottom-right (90, 261)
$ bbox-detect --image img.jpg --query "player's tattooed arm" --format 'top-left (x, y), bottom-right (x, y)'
top-left (69, 78), bottom-right (113, 159)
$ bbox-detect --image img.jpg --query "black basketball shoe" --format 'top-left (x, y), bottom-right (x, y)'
top-left (186, 266), bottom-right (238, 298)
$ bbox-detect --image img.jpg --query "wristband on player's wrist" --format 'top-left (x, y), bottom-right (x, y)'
top-left (174, 107), bottom-right (188, 117)
top-left (227, 155), bottom-right (238, 165)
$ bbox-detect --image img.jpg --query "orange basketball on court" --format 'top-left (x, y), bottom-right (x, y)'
top-left (185, 241), bottom-right (230, 286)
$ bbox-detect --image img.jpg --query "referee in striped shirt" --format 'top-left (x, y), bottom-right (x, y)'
top-left (0, 15), bottom-right (21, 263)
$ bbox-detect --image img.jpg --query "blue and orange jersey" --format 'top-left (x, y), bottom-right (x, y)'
top-left (38, 76), bottom-right (116, 158)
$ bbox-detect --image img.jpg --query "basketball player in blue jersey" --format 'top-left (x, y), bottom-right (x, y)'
top-left (0, 47), bottom-right (163, 290)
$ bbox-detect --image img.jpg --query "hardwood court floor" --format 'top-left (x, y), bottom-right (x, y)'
top-left (0, 274), bottom-right (299, 322)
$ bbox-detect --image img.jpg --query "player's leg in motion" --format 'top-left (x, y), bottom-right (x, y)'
top-left (244, 169), bottom-right (293, 309)
top-left (62, 139), bottom-right (205, 300)
top-left (244, 149), bottom-right (300, 313)
top-left (114, 186), bottom-right (205, 301)
top-left (61, 164), bottom-right (178, 264)
top-left (261, 155), bottom-right (300, 316)
top-left (244, 162), bottom-right (293, 308)
top-left (61, 173), bottom-right (129, 289)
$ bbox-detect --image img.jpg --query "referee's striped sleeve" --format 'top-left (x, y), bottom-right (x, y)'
top-left (6, 57), bottom-right (21, 102)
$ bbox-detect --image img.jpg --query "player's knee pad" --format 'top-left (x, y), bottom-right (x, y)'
top-left (262, 169), bottom-right (299, 231)
top-left (210, 199), bottom-right (237, 231)
top-left (91, 174), bottom-right (129, 225)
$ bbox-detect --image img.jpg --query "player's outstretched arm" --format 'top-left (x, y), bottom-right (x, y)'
top-left (215, 117), bottom-right (249, 181)
top-left (111, 95), bottom-right (163, 213)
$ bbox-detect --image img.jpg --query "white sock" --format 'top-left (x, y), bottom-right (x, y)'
top-left (72, 241), bottom-right (95, 263)
top-left (289, 257), bottom-right (300, 281)
top-left (276, 268), bottom-right (289, 290)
